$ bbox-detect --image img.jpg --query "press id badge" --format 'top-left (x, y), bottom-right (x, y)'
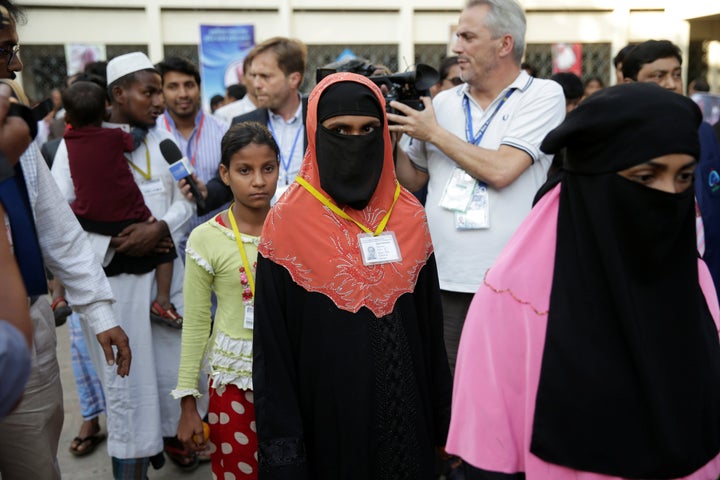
top-left (243, 304), bottom-right (254, 330)
top-left (455, 183), bottom-right (490, 230)
top-left (439, 167), bottom-right (476, 212)
top-left (358, 232), bottom-right (402, 266)
top-left (139, 178), bottom-right (165, 195)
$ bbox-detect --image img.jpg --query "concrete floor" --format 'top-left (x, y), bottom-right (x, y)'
top-left (56, 321), bottom-right (211, 479)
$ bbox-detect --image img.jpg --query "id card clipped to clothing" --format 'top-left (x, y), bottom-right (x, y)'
top-left (439, 166), bottom-right (490, 230)
top-left (358, 232), bottom-right (402, 266)
top-left (455, 183), bottom-right (490, 229)
top-left (439, 167), bottom-right (475, 212)
top-left (243, 305), bottom-right (254, 330)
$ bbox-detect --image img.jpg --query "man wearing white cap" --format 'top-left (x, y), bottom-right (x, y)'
top-left (52, 51), bottom-right (196, 477)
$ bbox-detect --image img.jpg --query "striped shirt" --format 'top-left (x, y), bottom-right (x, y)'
top-left (157, 110), bottom-right (230, 255)
top-left (268, 101), bottom-right (304, 187)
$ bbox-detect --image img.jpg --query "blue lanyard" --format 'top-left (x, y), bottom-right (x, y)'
top-left (0, 162), bottom-right (47, 296)
top-left (463, 88), bottom-right (515, 146)
top-left (268, 119), bottom-right (303, 185)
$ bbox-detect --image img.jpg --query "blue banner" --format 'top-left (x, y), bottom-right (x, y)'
top-left (198, 24), bottom-right (255, 112)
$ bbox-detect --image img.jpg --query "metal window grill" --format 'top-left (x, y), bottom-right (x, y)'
top-left (163, 45), bottom-right (199, 66)
top-left (19, 44), bottom-right (148, 101)
top-left (304, 44), bottom-right (398, 91)
top-left (524, 42), bottom-right (612, 85)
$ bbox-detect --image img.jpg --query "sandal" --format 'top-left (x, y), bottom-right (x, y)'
top-left (69, 432), bottom-right (106, 457)
top-left (163, 436), bottom-right (199, 472)
top-left (150, 301), bottom-right (183, 329)
top-left (51, 297), bottom-right (72, 327)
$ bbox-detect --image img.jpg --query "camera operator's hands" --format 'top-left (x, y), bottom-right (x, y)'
top-left (0, 84), bottom-right (31, 166)
top-left (387, 97), bottom-right (439, 144)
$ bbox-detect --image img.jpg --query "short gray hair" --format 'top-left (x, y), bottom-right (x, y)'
top-left (466, 0), bottom-right (526, 64)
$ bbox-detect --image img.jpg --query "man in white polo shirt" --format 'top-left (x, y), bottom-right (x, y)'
top-left (391, 0), bottom-right (565, 374)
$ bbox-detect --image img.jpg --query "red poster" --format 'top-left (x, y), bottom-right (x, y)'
top-left (552, 43), bottom-right (582, 77)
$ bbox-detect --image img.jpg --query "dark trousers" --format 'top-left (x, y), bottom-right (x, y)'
top-left (440, 290), bottom-right (474, 376)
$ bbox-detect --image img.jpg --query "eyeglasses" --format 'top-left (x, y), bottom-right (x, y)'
top-left (446, 76), bottom-right (463, 86)
top-left (0, 44), bottom-right (19, 65)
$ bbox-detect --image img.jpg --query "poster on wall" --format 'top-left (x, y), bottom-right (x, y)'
top-left (65, 44), bottom-right (106, 76)
top-left (551, 43), bottom-right (582, 77)
top-left (198, 24), bottom-right (255, 112)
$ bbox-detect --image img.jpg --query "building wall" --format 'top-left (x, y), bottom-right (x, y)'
top-left (14, 0), bottom-right (720, 97)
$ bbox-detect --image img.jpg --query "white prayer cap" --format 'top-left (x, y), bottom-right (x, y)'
top-left (106, 52), bottom-right (155, 85)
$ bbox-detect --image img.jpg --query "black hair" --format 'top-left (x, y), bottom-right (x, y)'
top-left (551, 72), bottom-right (584, 101)
top-left (62, 81), bottom-right (106, 128)
top-left (73, 72), bottom-right (106, 90)
top-left (621, 40), bottom-right (682, 81)
top-left (438, 56), bottom-right (460, 81)
top-left (521, 62), bottom-right (537, 77)
top-left (210, 94), bottom-right (225, 111)
top-left (226, 84), bottom-right (246, 101)
top-left (584, 75), bottom-right (605, 88)
top-left (613, 44), bottom-right (635, 68)
top-left (0, 0), bottom-right (26, 26)
top-left (220, 121), bottom-right (280, 168)
top-left (690, 77), bottom-right (710, 93)
top-left (83, 61), bottom-right (108, 80)
top-left (155, 56), bottom-right (201, 85)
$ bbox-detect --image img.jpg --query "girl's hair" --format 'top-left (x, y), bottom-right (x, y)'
top-left (220, 121), bottom-right (280, 168)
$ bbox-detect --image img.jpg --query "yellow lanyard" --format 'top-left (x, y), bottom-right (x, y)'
top-left (296, 176), bottom-right (401, 236)
top-left (227, 204), bottom-right (255, 296)
top-left (128, 140), bottom-right (152, 181)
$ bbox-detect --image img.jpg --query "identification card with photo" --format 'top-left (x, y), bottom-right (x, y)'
top-left (439, 167), bottom-right (476, 212)
top-left (358, 231), bottom-right (402, 266)
top-left (455, 183), bottom-right (490, 230)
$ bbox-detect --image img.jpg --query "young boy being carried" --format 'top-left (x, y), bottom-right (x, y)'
top-left (62, 80), bottom-right (182, 328)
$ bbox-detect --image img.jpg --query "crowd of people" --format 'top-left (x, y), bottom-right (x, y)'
top-left (2, 0), bottom-right (720, 479)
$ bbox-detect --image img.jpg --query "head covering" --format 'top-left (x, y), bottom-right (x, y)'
top-left (542, 81), bottom-right (700, 174)
top-left (316, 81), bottom-right (384, 209)
top-left (530, 83), bottom-right (720, 477)
top-left (316, 82), bottom-right (382, 122)
top-left (259, 72), bottom-right (433, 317)
top-left (106, 52), bottom-right (155, 86)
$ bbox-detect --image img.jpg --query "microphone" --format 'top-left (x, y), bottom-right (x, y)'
top-left (159, 139), bottom-right (206, 211)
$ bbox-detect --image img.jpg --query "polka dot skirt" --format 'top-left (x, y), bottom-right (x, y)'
top-left (208, 383), bottom-right (258, 479)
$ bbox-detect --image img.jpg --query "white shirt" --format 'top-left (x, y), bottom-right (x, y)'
top-left (268, 100), bottom-right (305, 187)
top-left (21, 143), bottom-right (117, 333)
top-left (406, 71), bottom-right (565, 292)
top-left (213, 95), bottom-right (257, 123)
top-left (51, 125), bottom-right (194, 269)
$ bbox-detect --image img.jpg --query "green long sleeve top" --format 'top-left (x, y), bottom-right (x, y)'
top-left (172, 215), bottom-right (258, 398)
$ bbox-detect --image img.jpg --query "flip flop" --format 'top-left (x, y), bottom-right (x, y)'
top-left (150, 301), bottom-right (183, 329)
top-left (69, 433), bottom-right (106, 457)
top-left (51, 297), bottom-right (72, 327)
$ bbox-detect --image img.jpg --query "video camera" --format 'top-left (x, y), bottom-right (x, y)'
top-left (316, 58), bottom-right (439, 115)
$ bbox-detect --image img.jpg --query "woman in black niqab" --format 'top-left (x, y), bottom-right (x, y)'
top-left (532, 82), bottom-right (720, 478)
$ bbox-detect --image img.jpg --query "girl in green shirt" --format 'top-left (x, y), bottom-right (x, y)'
top-left (172, 122), bottom-right (279, 479)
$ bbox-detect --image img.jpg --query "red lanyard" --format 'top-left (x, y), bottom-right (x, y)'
top-left (163, 112), bottom-right (205, 166)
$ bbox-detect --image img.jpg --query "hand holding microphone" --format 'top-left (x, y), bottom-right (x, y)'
top-left (159, 139), bottom-right (206, 211)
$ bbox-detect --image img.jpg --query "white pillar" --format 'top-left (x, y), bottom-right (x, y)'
top-left (146, 3), bottom-right (163, 63)
top-left (398, 4), bottom-right (415, 72)
top-left (609, 5), bottom-right (629, 85)
top-left (279, 0), bottom-right (292, 37)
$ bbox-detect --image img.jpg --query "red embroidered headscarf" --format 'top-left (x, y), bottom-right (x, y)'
top-left (258, 72), bottom-right (433, 316)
